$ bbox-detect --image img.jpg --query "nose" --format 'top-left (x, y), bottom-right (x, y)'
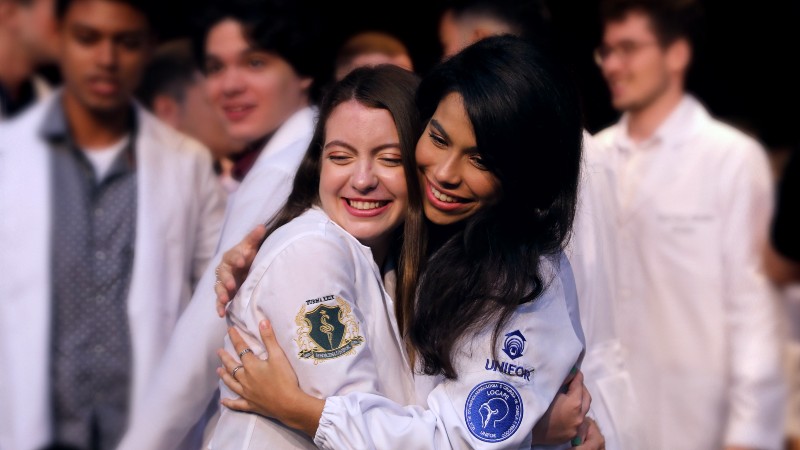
top-left (351, 159), bottom-right (378, 193)
top-left (432, 153), bottom-right (461, 189)
top-left (97, 40), bottom-right (118, 69)
top-left (220, 67), bottom-right (246, 96)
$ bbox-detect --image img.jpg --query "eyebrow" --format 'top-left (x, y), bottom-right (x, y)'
top-left (429, 118), bottom-right (478, 152)
top-left (323, 140), bottom-right (401, 153)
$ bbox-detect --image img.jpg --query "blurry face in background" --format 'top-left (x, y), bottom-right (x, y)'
top-left (416, 92), bottom-right (500, 225)
top-left (597, 11), bottom-right (671, 112)
top-left (319, 99), bottom-right (408, 251)
top-left (203, 19), bottom-right (312, 145)
top-left (178, 73), bottom-right (241, 159)
top-left (17, 0), bottom-right (59, 64)
top-left (58, 0), bottom-right (152, 113)
top-left (438, 10), bottom-right (473, 59)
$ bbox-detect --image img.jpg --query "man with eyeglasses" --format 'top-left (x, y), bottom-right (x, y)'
top-left (591, 1), bottom-right (786, 450)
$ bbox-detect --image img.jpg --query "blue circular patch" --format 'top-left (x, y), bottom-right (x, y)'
top-left (464, 380), bottom-right (523, 443)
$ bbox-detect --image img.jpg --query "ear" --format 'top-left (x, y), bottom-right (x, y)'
top-left (151, 95), bottom-right (181, 128)
top-left (666, 38), bottom-right (691, 73)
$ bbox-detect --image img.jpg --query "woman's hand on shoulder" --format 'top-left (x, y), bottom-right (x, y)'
top-left (215, 224), bottom-right (267, 317)
top-left (216, 320), bottom-right (325, 438)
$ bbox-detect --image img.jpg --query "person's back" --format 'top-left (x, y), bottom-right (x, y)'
top-left (592, 0), bottom-right (786, 448)
top-left (0, 0), bottom-right (227, 448)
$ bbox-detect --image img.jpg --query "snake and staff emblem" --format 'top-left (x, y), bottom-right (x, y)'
top-left (295, 296), bottom-right (364, 363)
top-left (319, 309), bottom-right (335, 349)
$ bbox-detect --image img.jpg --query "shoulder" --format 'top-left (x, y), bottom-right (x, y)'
top-left (590, 122), bottom-right (622, 152)
top-left (0, 97), bottom-right (51, 144)
top-left (254, 209), bottom-right (357, 274)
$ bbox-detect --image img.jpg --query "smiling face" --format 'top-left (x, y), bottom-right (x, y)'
top-left (203, 19), bottom-right (311, 145)
top-left (416, 92), bottom-right (501, 226)
top-left (58, 0), bottom-right (152, 114)
top-left (319, 99), bottom-right (408, 251)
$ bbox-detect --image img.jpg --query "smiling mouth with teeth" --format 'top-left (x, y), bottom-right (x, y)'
top-left (346, 199), bottom-right (389, 210)
top-left (430, 185), bottom-right (461, 203)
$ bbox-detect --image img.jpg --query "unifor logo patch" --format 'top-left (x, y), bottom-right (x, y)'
top-left (501, 330), bottom-right (526, 360)
top-left (464, 380), bottom-right (523, 443)
top-left (295, 296), bottom-right (364, 364)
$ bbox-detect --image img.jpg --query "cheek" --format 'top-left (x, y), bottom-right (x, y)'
top-left (318, 165), bottom-right (343, 204)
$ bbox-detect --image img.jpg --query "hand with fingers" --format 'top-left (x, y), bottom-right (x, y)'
top-left (215, 224), bottom-right (268, 317)
top-left (531, 369), bottom-right (592, 446)
top-left (216, 320), bottom-right (324, 438)
top-left (573, 417), bottom-right (605, 450)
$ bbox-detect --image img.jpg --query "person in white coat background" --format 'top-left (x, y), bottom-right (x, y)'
top-left (592, 0), bottom-right (786, 449)
top-left (116, 0), bottom-right (328, 448)
top-left (0, 0), bottom-right (227, 448)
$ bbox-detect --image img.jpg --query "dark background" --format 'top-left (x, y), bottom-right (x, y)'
top-left (155, 0), bottom-right (799, 151)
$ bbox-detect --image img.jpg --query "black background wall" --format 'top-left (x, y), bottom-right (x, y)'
top-left (159, 0), bottom-right (799, 151)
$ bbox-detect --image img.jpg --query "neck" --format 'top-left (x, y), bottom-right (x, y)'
top-left (62, 91), bottom-right (132, 149)
top-left (626, 85), bottom-right (684, 143)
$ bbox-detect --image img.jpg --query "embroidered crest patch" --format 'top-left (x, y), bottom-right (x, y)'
top-left (464, 380), bottom-right (523, 443)
top-left (295, 296), bottom-right (364, 364)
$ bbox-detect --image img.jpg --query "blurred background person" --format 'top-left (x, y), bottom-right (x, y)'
top-left (591, 0), bottom-right (786, 449)
top-left (0, 0), bottom-right (59, 120)
top-left (437, 0), bottom-right (554, 59)
top-left (764, 142), bottom-right (800, 450)
top-left (0, 0), bottom-right (227, 448)
top-left (116, 0), bottom-right (328, 448)
top-left (137, 38), bottom-right (243, 192)
top-left (332, 29), bottom-right (413, 81)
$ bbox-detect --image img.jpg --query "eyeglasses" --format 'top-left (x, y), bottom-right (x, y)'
top-left (593, 40), bottom-right (660, 66)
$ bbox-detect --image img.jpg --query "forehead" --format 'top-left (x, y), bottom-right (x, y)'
top-left (205, 19), bottom-right (257, 56)
top-left (61, 0), bottom-right (149, 33)
top-left (603, 10), bottom-right (656, 42)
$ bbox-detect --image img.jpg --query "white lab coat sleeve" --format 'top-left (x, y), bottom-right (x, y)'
top-left (236, 233), bottom-right (384, 401)
top-left (720, 139), bottom-right (786, 448)
top-left (314, 260), bottom-right (584, 450)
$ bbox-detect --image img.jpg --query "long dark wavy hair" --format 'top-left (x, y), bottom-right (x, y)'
top-left (404, 35), bottom-right (584, 379)
top-left (262, 65), bottom-right (424, 309)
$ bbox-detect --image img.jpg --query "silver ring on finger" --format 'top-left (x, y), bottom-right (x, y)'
top-left (231, 365), bottom-right (244, 381)
top-left (238, 348), bottom-right (254, 359)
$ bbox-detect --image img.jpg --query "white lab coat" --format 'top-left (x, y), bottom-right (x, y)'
top-left (117, 107), bottom-right (317, 450)
top-left (592, 95), bottom-right (786, 450)
top-left (0, 93), bottom-right (227, 450)
top-left (567, 132), bottom-right (645, 450)
top-left (313, 253), bottom-right (585, 450)
top-left (209, 206), bottom-right (415, 449)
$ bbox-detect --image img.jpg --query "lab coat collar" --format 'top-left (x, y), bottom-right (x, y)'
top-left (614, 94), bottom-right (709, 153)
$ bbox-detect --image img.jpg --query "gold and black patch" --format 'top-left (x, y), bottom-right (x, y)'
top-left (295, 296), bottom-right (364, 364)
